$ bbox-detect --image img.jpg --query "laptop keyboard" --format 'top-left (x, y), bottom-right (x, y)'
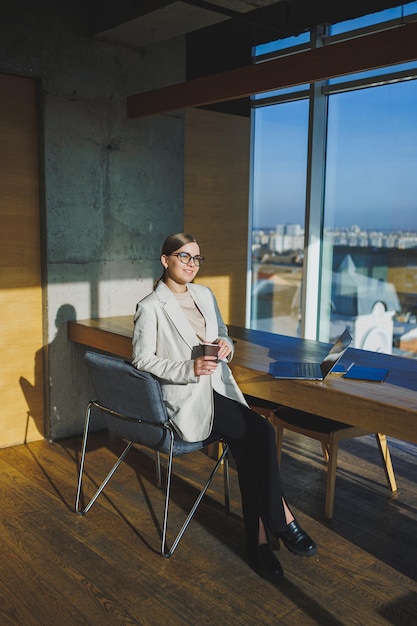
top-left (295, 362), bottom-right (322, 378)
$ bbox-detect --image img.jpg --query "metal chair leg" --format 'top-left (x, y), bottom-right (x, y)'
top-left (76, 404), bottom-right (230, 556)
top-left (75, 402), bottom-right (133, 515)
top-left (155, 451), bottom-right (162, 488)
top-left (161, 438), bottom-right (230, 558)
top-left (222, 441), bottom-right (230, 515)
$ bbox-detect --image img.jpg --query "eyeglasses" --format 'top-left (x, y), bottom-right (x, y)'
top-left (169, 252), bottom-right (205, 267)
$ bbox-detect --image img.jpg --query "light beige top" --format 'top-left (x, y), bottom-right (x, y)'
top-left (174, 289), bottom-right (206, 343)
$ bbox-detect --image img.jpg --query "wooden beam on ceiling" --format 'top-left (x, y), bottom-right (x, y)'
top-left (127, 21), bottom-right (417, 118)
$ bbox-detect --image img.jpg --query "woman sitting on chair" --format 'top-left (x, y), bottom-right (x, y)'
top-left (132, 232), bottom-right (317, 583)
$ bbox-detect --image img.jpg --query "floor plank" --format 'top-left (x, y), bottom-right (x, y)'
top-left (0, 430), bottom-right (416, 625)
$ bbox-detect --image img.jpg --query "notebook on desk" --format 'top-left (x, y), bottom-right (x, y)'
top-left (342, 364), bottom-right (389, 382)
top-left (271, 328), bottom-right (352, 380)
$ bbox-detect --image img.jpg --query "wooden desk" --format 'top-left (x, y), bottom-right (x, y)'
top-left (68, 316), bottom-right (133, 359)
top-left (68, 318), bottom-right (417, 444)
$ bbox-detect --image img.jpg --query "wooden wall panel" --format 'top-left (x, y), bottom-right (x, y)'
top-left (0, 73), bottom-right (44, 446)
top-left (184, 109), bottom-right (250, 326)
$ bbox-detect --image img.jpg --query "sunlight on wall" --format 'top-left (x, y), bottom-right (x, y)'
top-left (48, 282), bottom-right (91, 338)
top-left (98, 278), bottom-right (154, 317)
top-left (196, 274), bottom-right (231, 324)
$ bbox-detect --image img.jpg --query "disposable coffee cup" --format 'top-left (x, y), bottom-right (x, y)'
top-left (202, 343), bottom-right (220, 359)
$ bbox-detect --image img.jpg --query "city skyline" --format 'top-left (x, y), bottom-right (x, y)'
top-left (253, 224), bottom-right (417, 252)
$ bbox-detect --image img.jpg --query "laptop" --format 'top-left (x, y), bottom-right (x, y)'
top-left (271, 328), bottom-right (352, 380)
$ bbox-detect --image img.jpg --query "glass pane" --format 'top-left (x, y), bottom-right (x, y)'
top-left (404, 1), bottom-right (417, 16)
top-left (321, 80), bottom-right (417, 357)
top-left (329, 6), bottom-right (403, 36)
top-left (328, 60), bottom-right (417, 86)
top-left (329, 3), bottom-right (417, 37)
top-left (250, 100), bottom-right (309, 335)
top-left (253, 84), bottom-right (308, 101)
top-left (255, 32), bottom-right (310, 58)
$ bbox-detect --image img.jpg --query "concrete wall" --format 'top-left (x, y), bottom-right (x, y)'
top-left (0, 0), bottom-right (185, 439)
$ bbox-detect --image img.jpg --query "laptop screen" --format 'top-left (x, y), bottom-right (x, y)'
top-left (320, 328), bottom-right (352, 378)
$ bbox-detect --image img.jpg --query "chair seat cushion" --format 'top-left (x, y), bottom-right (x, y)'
top-left (244, 394), bottom-right (279, 410)
top-left (85, 351), bottom-right (225, 457)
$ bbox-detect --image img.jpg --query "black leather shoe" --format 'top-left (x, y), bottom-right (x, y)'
top-left (256, 543), bottom-right (284, 583)
top-left (278, 520), bottom-right (317, 557)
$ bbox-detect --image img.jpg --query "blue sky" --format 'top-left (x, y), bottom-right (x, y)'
top-left (252, 76), bottom-right (417, 232)
top-left (252, 99), bottom-right (308, 229)
top-left (325, 79), bottom-right (417, 231)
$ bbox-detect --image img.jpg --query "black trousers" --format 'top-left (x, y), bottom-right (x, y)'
top-left (210, 391), bottom-right (288, 563)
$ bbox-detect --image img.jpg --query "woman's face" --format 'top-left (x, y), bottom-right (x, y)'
top-left (161, 241), bottom-right (201, 288)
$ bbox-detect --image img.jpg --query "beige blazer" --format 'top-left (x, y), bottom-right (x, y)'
top-left (132, 281), bottom-right (247, 442)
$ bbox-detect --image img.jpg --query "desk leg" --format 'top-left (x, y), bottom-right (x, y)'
top-left (375, 433), bottom-right (398, 493)
top-left (325, 433), bottom-right (339, 519)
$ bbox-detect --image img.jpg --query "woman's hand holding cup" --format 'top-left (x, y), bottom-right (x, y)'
top-left (194, 342), bottom-right (219, 376)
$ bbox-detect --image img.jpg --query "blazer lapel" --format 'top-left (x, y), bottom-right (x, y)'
top-left (155, 282), bottom-right (199, 348)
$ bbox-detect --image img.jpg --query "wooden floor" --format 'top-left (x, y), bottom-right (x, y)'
top-left (0, 429), bottom-right (416, 625)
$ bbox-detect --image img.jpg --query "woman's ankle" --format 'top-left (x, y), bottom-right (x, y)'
top-left (282, 497), bottom-right (294, 525)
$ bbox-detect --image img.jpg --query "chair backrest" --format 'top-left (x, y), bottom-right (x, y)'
top-left (85, 351), bottom-right (169, 450)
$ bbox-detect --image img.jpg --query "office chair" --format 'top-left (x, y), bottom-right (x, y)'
top-left (245, 395), bottom-right (397, 519)
top-left (75, 351), bottom-right (230, 557)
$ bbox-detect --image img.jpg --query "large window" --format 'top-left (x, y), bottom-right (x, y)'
top-left (321, 80), bottom-right (417, 352)
top-left (249, 4), bottom-right (417, 358)
top-left (250, 100), bottom-right (308, 335)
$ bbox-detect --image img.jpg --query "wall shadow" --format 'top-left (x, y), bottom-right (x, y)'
top-left (20, 303), bottom-right (78, 441)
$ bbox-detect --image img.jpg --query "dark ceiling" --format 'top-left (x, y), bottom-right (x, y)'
top-left (88, 0), bottom-right (411, 115)
top-left (89, 1), bottom-right (289, 48)
top-left (89, 0), bottom-right (408, 73)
